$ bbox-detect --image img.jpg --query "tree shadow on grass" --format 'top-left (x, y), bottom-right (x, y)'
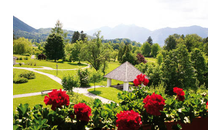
top-left (67, 62), bottom-right (87, 66)
top-left (88, 90), bottom-right (102, 95)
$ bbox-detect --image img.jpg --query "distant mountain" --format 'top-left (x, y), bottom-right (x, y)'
top-left (13, 16), bottom-right (91, 43)
top-left (13, 16), bottom-right (208, 46)
top-left (151, 26), bottom-right (208, 46)
top-left (85, 24), bottom-right (208, 46)
top-left (86, 24), bottom-right (151, 43)
top-left (13, 16), bottom-right (36, 32)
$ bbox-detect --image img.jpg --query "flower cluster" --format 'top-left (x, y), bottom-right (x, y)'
top-left (74, 103), bottom-right (92, 122)
top-left (143, 93), bottom-right (165, 116)
top-left (116, 110), bottom-right (142, 130)
top-left (44, 89), bottom-right (69, 110)
top-left (133, 74), bottom-right (149, 86)
top-left (173, 87), bottom-right (185, 101)
top-left (206, 101), bottom-right (208, 111)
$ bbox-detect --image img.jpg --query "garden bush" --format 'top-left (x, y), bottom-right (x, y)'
top-left (19, 71), bottom-right (36, 79)
top-left (13, 77), bottom-right (28, 84)
top-left (77, 69), bottom-right (89, 87)
top-left (25, 57), bottom-right (28, 60)
top-left (19, 57), bottom-right (23, 60)
top-left (62, 75), bottom-right (80, 93)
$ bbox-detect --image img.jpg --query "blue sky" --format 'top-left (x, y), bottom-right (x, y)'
top-left (12, 0), bottom-right (208, 31)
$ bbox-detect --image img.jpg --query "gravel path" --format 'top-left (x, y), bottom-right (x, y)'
top-left (13, 66), bottom-right (114, 103)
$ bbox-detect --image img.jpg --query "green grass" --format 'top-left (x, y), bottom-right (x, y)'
top-left (145, 57), bottom-right (157, 64)
top-left (13, 69), bottom-right (63, 95)
top-left (13, 95), bottom-right (49, 111)
top-left (13, 92), bottom-right (94, 111)
top-left (36, 69), bottom-right (78, 79)
top-left (13, 64), bottom-right (42, 68)
top-left (88, 87), bottom-right (122, 103)
top-left (14, 56), bottom-right (88, 69)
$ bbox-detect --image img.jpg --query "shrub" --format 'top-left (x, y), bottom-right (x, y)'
top-left (136, 53), bottom-right (147, 64)
top-left (89, 70), bottom-right (103, 91)
top-left (24, 53), bottom-right (30, 56)
top-left (91, 99), bottom-right (122, 129)
top-left (135, 62), bottom-right (149, 73)
top-left (62, 75), bottom-right (80, 93)
top-left (25, 57), bottom-right (28, 60)
top-left (19, 71), bottom-right (35, 79)
top-left (13, 77), bottom-right (28, 84)
top-left (77, 69), bottom-right (89, 87)
top-left (156, 53), bottom-right (163, 65)
top-left (19, 57), bottom-right (23, 60)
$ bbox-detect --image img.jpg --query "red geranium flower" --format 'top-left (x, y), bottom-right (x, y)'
top-left (143, 93), bottom-right (165, 116)
top-left (143, 78), bottom-right (149, 86)
top-left (133, 74), bottom-right (149, 86)
top-left (133, 78), bottom-right (140, 86)
top-left (44, 89), bottom-right (69, 110)
top-left (206, 101), bottom-right (208, 111)
top-left (74, 103), bottom-right (92, 122)
top-left (116, 110), bottom-right (142, 130)
top-left (173, 87), bottom-right (185, 101)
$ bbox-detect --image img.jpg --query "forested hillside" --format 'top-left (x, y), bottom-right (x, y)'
top-left (86, 24), bottom-right (208, 46)
top-left (13, 16), bottom-right (87, 43)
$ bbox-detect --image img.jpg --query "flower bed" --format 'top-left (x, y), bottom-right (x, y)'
top-left (13, 74), bottom-right (208, 130)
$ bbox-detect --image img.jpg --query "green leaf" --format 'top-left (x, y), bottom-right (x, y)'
top-left (17, 103), bottom-right (30, 119)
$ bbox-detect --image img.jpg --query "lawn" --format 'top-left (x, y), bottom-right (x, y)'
top-left (13, 64), bottom-right (42, 68)
top-left (36, 69), bottom-right (78, 79)
top-left (14, 54), bottom-right (88, 69)
top-left (87, 87), bottom-right (122, 103)
top-left (145, 57), bottom-right (157, 64)
top-left (13, 92), bottom-right (94, 111)
top-left (13, 69), bottom-right (63, 95)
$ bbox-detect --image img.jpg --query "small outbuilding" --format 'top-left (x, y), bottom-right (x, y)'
top-left (104, 61), bottom-right (149, 91)
top-left (13, 56), bottom-right (17, 65)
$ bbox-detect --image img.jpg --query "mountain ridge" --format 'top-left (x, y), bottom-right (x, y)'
top-left (13, 16), bottom-right (208, 46)
top-left (13, 16), bottom-right (37, 32)
top-left (85, 24), bottom-right (208, 46)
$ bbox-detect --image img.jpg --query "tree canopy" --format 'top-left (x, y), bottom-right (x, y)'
top-left (80, 31), bottom-right (112, 71)
top-left (13, 37), bottom-right (32, 54)
top-left (44, 33), bottom-right (65, 61)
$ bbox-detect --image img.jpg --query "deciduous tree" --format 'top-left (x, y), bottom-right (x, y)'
top-left (191, 48), bottom-right (207, 87)
top-left (164, 35), bottom-right (177, 51)
top-left (151, 43), bottom-right (161, 57)
top-left (13, 37), bottom-right (32, 54)
top-left (80, 31), bottom-right (111, 71)
top-left (141, 42), bottom-right (151, 57)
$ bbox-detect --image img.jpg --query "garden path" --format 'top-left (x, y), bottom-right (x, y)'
top-left (13, 66), bottom-right (114, 104)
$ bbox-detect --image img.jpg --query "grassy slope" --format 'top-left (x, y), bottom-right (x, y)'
top-left (13, 69), bottom-right (62, 95)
